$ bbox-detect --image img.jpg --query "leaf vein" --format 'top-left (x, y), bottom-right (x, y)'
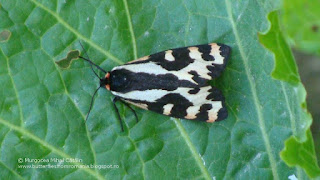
top-left (0, 49), bottom-right (24, 126)
top-left (225, 0), bottom-right (279, 179)
top-left (281, 82), bottom-right (305, 179)
top-left (0, 160), bottom-right (24, 180)
top-left (0, 118), bottom-right (105, 180)
top-left (174, 119), bottom-right (211, 180)
top-left (29, 0), bottom-right (123, 64)
top-left (122, 0), bottom-right (138, 60)
top-left (41, 50), bottom-right (100, 176)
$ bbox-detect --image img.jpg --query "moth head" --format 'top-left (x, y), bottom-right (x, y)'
top-left (100, 72), bottom-right (111, 90)
top-left (108, 69), bottom-right (129, 92)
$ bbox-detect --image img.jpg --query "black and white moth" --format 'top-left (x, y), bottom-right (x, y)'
top-left (79, 43), bottom-right (231, 131)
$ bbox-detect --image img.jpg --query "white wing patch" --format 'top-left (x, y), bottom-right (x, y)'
top-left (185, 106), bottom-right (201, 119)
top-left (207, 101), bottom-right (222, 122)
top-left (113, 89), bottom-right (168, 102)
top-left (210, 43), bottom-right (224, 65)
top-left (165, 50), bottom-right (175, 61)
top-left (163, 104), bottom-right (174, 115)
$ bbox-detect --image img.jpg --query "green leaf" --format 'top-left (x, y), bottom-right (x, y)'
top-left (258, 11), bottom-right (299, 85)
top-left (282, 0), bottom-right (320, 56)
top-left (281, 129), bottom-right (320, 178)
top-left (259, 11), bottom-right (319, 178)
top-left (0, 0), bottom-right (315, 179)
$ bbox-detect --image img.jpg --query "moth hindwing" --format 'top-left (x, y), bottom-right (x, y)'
top-left (81, 43), bottom-right (230, 130)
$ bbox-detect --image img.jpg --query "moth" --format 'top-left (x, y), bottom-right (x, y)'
top-left (79, 43), bottom-right (231, 131)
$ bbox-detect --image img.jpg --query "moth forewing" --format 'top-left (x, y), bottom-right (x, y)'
top-left (107, 43), bottom-right (230, 123)
top-left (80, 43), bottom-right (230, 131)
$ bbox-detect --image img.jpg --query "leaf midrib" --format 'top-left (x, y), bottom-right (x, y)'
top-left (112, 0), bottom-right (148, 177)
top-left (174, 119), bottom-right (211, 180)
top-left (123, 0), bottom-right (138, 60)
top-left (225, 0), bottom-right (279, 179)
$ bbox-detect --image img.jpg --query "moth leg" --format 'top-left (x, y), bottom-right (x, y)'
top-left (120, 100), bottom-right (139, 123)
top-left (113, 97), bottom-right (124, 132)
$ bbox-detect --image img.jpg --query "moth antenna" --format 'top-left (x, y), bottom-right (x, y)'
top-left (79, 56), bottom-right (103, 80)
top-left (86, 86), bottom-right (101, 121)
top-left (79, 41), bottom-right (91, 62)
top-left (78, 41), bottom-right (107, 79)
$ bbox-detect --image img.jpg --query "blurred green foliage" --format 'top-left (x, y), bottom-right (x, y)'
top-left (282, 0), bottom-right (320, 56)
